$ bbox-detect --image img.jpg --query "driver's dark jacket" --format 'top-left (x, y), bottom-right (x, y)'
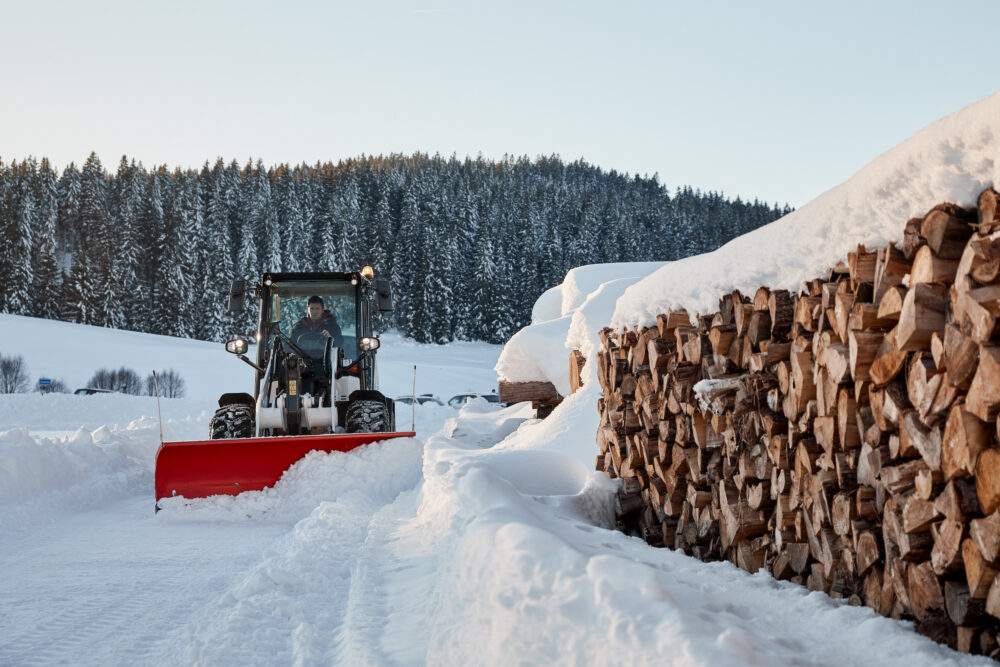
top-left (290, 310), bottom-right (343, 346)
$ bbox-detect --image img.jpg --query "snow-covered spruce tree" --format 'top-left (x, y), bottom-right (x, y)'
top-left (112, 157), bottom-right (146, 330)
top-left (79, 153), bottom-right (117, 327)
top-left (199, 176), bottom-right (234, 341)
top-left (152, 172), bottom-right (193, 338)
top-left (230, 163), bottom-right (259, 335)
top-left (468, 228), bottom-right (497, 342)
top-left (425, 193), bottom-right (456, 343)
top-left (136, 169), bottom-right (167, 331)
top-left (55, 163), bottom-right (81, 253)
top-left (370, 181), bottom-right (394, 276)
top-left (336, 176), bottom-right (364, 270)
top-left (249, 162), bottom-right (280, 273)
top-left (0, 159), bottom-right (11, 313)
top-left (32, 158), bottom-right (63, 319)
top-left (179, 175), bottom-right (207, 339)
top-left (275, 166), bottom-right (304, 273)
top-left (3, 161), bottom-right (36, 316)
top-left (392, 183), bottom-right (424, 338)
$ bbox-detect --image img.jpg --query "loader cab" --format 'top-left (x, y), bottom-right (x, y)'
top-left (248, 271), bottom-right (386, 401)
top-left (263, 281), bottom-right (360, 363)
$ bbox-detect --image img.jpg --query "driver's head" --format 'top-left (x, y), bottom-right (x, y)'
top-left (307, 296), bottom-right (324, 320)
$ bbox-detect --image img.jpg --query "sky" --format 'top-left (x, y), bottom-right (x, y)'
top-left (0, 0), bottom-right (996, 207)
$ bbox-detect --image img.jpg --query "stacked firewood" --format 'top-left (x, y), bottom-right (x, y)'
top-left (595, 188), bottom-right (1000, 656)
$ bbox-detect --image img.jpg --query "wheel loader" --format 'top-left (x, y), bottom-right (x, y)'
top-left (154, 266), bottom-right (414, 505)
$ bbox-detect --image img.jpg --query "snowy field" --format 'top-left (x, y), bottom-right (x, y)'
top-left (6, 92), bottom-right (1000, 665)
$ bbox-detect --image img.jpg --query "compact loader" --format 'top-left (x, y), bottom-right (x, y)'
top-left (154, 267), bottom-right (414, 504)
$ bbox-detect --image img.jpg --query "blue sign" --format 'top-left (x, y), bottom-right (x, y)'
top-left (38, 378), bottom-right (52, 387)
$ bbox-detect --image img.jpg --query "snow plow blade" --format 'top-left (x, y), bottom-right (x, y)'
top-left (154, 431), bottom-right (416, 503)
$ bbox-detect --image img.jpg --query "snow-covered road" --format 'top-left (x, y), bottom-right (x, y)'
top-left (1, 496), bottom-right (289, 665)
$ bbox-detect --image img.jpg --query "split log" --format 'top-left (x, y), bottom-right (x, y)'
top-left (569, 350), bottom-right (586, 394)
top-left (931, 518), bottom-right (964, 576)
top-left (970, 512), bottom-right (1000, 565)
top-left (963, 538), bottom-right (1000, 598)
top-left (903, 217), bottom-right (924, 259)
top-left (976, 448), bottom-right (1000, 516)
top-left (979, 187), bottom-right (1000, 235)
top-left (921, 203), bottom-right (975, 260)
top-left (934, 478), bottom-right (980, 523)
top-left (877, 285), bottom-right (907, 321)
top-left (944, 324), bottom-right (979, 390)
top-left (768, 290), bottom-right (794, 340)
top-left (897, 284), bottom-right (949, 351)
top-left (945, 580), bottom-right (988, 626)
top-left (967, 345), bottom-right (1000, 422)
top-left (941, 403), bottom-right (990, 481)
top-left (869, 331), bottom-right (907, 387)
top-left (910, 245), bottom-right (960, 285)
top-left (908, 560), bottom-right (945, 621)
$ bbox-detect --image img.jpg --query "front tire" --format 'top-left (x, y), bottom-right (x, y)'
top-left (345, 399), bottom-right (389, 434)
top-left (209, 404), bottom-right (255, 439)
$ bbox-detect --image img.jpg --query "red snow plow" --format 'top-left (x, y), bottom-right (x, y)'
top-left (155, 268), bottom-right (413, 506)
top-left (155, 431), bottom-right (414, 502)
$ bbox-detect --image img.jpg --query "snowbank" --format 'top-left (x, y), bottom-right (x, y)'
top-left (612, 90), bottom-right (1000, 329)
top-left (496, 263), bottom-right (667, 395)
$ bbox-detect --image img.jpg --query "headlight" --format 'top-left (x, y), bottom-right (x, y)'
top-left (359, 336), bottom-right (380, 351)
top-left (225, 337), bottom-right (249, 355)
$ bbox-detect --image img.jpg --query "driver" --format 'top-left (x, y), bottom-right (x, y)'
top-left (291, 296), bottom-right (343, 348)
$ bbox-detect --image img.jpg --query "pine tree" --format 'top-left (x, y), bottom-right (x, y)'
top-left (152, 172), bottom-right (194, 338)
top-left (137, 169), bottom-right (166, 330)
top-left (200, 177), bottom-right (234, 340)
top-left (32, 158), bottom-right (62, 318)
top-left (79, 153), bottom-right (115, 326)
top-left (5, 161), bottom-right (35, 315)
top-left (112, 157), bottom-right (146, 330)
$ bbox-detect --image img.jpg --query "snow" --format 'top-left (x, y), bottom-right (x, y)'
top-left (612, 90), bottom-right (1000, 329)
top-left (496, 263), bottom-right (667, 395)
top-left (5, 93), bottom-right (1000, 665)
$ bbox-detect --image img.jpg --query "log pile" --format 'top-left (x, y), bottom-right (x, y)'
top-left (595, 189), bottom-right (1000, 656)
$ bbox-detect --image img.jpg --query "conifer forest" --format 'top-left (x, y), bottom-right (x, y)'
top-left (0, 153), bottom-right (790, 344)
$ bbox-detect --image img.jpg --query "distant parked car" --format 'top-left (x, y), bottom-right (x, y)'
top-left (73, 387), bottom-right (114, 396)
top-left (395, 394), bottom-right (445, 406)
top-left (447, 392), bottom-right (501, 408)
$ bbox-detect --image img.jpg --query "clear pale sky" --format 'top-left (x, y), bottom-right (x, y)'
top-left (1, 0), bottom-right (995, 206)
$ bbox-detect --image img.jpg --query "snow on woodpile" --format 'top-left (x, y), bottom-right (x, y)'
top-left (612, 91), bottom-right (1000, 329)
top-left (497, 262), bottom-right (667, 395)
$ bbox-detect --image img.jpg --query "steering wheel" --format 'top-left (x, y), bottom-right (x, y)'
top-left (294, 331), bottom-right (331, 359)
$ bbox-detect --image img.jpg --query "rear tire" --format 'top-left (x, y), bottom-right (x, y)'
top-left (345, 399), bottom-right (389, 434)
top-left (209, 404), bottom-right (255, 439)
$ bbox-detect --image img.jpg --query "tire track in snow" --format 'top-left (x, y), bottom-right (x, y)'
top-left (333, 486), bottom-right (436, 665)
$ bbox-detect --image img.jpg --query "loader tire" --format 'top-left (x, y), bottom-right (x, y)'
top-left (209, 404), bottom-right (255, 439)
top-left (218, 392), bottom-right (255, 408)
top-left (345, 399), bottom-right (389, 434)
